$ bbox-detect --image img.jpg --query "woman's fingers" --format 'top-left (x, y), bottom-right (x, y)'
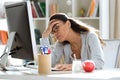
top-left (42, 20), bottom-right (62, 37)
top-left (49, 20), bottom-right (61, 30)
top-left (43, 20), bottom-right (61, 34)
top-left (42, 20), bottom-right (58, 37)
top-left (55, 64), bottom-right (72, 71)
top-left (56, 65), bottom-right (66, 70)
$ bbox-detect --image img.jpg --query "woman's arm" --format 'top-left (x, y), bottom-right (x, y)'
top-left (87, 32), bottom-right (104, 69)
top-left (51, 42), bottom-right (64, 67)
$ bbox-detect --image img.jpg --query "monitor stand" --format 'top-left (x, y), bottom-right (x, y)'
top-left (0, 32), bottom-right (16, 70)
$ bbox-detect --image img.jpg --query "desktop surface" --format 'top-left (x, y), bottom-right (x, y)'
top-left (0, 65), bottom-right (61, 72)
top-left (0, 68), bottom-right (120, 80)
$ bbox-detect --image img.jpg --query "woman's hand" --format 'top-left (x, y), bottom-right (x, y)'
top-left (42, 19), bottom-right (61, 38)
top-left (55, 64), bottom-right (72, 71)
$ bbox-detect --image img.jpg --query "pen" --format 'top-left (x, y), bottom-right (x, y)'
top-left (43, 46), bottom-right (48, 54)
top-left (39, 46), bottom-right (51, 55)
top-left (73, 54), bottom-right (77, 60)
top-left (39, 47), bottom-right (43, 55)
top-left (48, 49), bottom-right (51, 54)
top-left (40, 46), bottom-right (48, 55)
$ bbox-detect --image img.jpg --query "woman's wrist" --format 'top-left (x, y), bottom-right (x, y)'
top-left (42, 33), bottom-right (49, 38)
top-left (40, 37), bottom-right (50, 46)
top-left (40, 32), bottom-right (51, 46)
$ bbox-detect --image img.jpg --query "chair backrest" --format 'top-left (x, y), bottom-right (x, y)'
top-left (103, 39), bottom-right (120, 69)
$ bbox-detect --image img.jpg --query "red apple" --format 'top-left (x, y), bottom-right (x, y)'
top-left (82, 60), bottom-right (95, 72)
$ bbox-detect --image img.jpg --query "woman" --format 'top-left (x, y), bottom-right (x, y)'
top-left (41, 13), bottom-right (104, 71)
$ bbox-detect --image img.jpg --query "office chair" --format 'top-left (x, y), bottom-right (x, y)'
top-left (103, 39), bottom-right (120, 69)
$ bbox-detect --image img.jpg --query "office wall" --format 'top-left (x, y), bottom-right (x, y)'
top-left (109, 0), bottom-right (120, 39)
top-left (0, 19), bottom-right (8, 31)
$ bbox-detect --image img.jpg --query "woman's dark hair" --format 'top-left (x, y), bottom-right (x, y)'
top-left (50, 13), bottom-right (68, 22)
top-left (49, 13), bottom-right (89, 33)
top-left (49, 13), bottom-right (105, 46)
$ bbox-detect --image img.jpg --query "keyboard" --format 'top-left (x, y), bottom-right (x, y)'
top-left (4, 66), bottom-right (30, 71)
top-left (25, 65), bottom-right (38, 69)
top-left (26, 65), bottom-right (61, 71)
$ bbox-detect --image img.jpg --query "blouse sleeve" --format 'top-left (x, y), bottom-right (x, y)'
top-left (40, 37), bottom-right (64, 67)
top-left (87, 32), bottom-right (104, 69)
top-left (51, 41), bottom-right (64, 67)
top-left (40, 37), bottom-right (50, 47)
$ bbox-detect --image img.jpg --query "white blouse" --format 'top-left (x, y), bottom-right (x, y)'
top-left (51, 32), bottom-right (104, 69)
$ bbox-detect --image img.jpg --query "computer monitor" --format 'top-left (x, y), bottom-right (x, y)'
top-left (0, 1), bottom-right (37, 69)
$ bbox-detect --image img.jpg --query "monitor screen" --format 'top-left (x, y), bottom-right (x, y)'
top-left (5, 1), bottom-right (37, 61)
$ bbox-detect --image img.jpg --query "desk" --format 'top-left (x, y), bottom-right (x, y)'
top-left (0, 68), bottom-right (120, 80)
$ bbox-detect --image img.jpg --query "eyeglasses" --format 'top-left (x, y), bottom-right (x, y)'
top-left (51, 24), bottom-right (60, 34)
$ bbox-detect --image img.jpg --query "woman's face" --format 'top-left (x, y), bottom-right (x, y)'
top-left (51, 20), bottom-right (70, 42)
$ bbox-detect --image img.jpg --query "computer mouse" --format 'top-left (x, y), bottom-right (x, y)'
top-left (27, 62), bottom-right (35, 65)
top-left (23, 61), bottom-right (35, 67)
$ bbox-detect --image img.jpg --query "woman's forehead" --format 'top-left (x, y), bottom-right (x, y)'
top-left (55, 20), bottom-right (63, 23)
top-left (52, 20), bottom-right (64, 25)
